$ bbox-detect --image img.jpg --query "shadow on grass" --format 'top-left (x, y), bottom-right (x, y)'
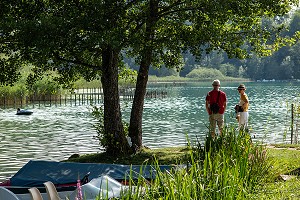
top-left (64, 147), bottom-right (191, 165)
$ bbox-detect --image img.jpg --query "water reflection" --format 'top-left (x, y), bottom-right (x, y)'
top-left (0, 81), bottom-right (299, 181)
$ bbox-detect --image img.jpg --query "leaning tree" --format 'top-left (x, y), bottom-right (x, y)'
top-left (126, 0), bottom-right (300, 151)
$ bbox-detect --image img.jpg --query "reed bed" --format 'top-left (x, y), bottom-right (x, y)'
top-left (116, 127), bottom-right (271, 200)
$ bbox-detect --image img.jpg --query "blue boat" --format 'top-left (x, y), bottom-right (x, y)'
top-left (0, 160), bottom-right (176, 199)
top-left (1, 160), bottom-right (174, 187)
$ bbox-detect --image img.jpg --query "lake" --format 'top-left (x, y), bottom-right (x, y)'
top-left (0, 81), bottom-right (299, 181)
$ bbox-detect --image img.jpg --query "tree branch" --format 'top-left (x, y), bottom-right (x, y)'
top-left (53, 51), bottom-right (102, 71)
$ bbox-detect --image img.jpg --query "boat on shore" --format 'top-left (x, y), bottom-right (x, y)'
top-left (4, 185), bottom-right (74, 200)
top-left (0, 160), bottom-right (174, 199)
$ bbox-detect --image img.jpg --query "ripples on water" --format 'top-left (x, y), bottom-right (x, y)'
top-left (141, 82), bottom-right (300, 148)
top-left (0, 81), bottom-right (299, 181)
top-left (0, 106), bottom-right (100, 180)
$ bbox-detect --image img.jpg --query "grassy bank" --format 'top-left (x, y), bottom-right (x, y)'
top-left (254, 146), bottom-right (300, 199)
top-left (67, 145), bottom-right (300, 169)
top-left (73, 75), bottom-right (251, 88)
top-left (68, 133), bottom-right (300, 199)
top-left (147, 75), bottom-right (251, 83)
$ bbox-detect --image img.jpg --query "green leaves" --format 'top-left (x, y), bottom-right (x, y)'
top-left (0, 56), bottom-right (22, 86)
top-left (0, 0), bottom-right (298, 85)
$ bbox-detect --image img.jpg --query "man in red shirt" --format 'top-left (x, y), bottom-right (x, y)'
top-left (205, 80), bottom-right (227, 138)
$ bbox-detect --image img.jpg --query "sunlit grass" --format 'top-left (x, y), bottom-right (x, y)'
top-left (67, 127), bottom-right (300, 200)
top-left (267, 148), bottom-right (300, 175)
top-left (82, 127), bottom-right (280, 199)
top-left (253, 177), bottom-right (300, 200)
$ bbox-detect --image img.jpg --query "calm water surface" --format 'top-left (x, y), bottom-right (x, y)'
top-left (0, 81), bottom-right (299, 180)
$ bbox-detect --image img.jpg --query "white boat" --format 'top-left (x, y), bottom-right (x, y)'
top-left (0, 186), bottom-right (73, 200)
top-left (3, 176), bottom-right (136, 200)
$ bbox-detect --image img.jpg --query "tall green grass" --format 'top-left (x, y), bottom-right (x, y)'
top-left (111, 127), bottom-right (272, 199)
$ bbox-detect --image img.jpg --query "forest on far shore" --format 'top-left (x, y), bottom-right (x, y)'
top-left (125, 9), bottom-right (300, 81)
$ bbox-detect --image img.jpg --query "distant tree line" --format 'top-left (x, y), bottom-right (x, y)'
top-left (125, 9), bottom-right (300, 81)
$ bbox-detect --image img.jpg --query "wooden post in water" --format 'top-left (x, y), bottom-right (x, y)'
top-left (82, 88), bottom-right (84, 105)
top-left (78, 93), bottom-right (81, 105)
top-left (98, 88), bottom-right (100, 104)
top-left (89, 88), bottom-right (93, 105)
top-left (32, 94), bottom-right (34, 108)
top-left (291, 103), bottom-right (294, 144)
top-left (70, 94), bottom-right (72, 106)
top-left (88, 88), bottom-right (90, 104)
top-left (64, 94), bottom-right (67, 106)
top-left (94, 88), bottom-right (96, 104)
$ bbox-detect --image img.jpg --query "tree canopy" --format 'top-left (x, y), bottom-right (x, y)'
top-left (0, 0), bottom-right (299, 155)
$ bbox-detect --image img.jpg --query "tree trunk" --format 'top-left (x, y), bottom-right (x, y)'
top-left (129, 0), bottom-right (158, 152)
top-left (101, 46), bottom-right (131, 155)
top-left (128, 60), bottom-right (150, 152)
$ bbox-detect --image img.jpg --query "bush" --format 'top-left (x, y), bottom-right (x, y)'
top-left (219, 63), bottom-right (239, 77)
top-left (186, 67), bottom-right (225, 79)
top-left (91, 106), bottom-right (129, 151)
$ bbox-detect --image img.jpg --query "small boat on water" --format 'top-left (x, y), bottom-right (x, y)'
top-left (16, 108), bottom-right (33, 115)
